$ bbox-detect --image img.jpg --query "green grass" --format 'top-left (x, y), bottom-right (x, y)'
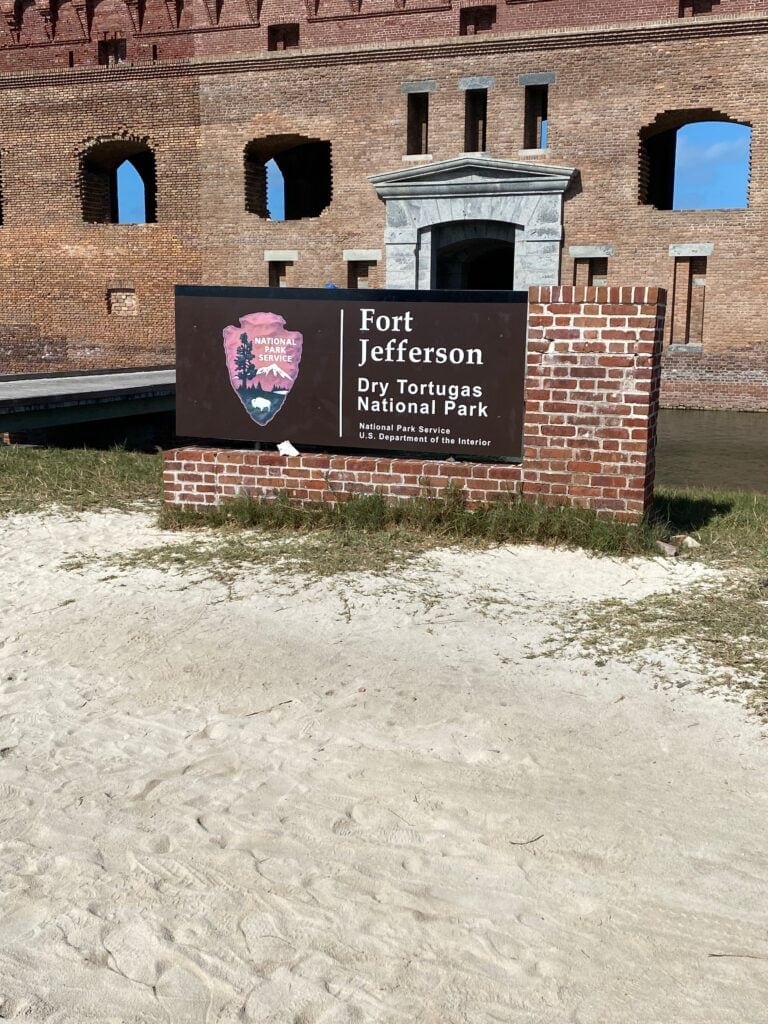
top-left (95, 488), bottom-right (665, 583)
top-left (2, 445), bottom-right (764, 573)
top-left (0, 445), bottom-right (162, 515)
top-left (574, 487), bottom-right (768, 714)
top-left (651, 487), bottom-right (768, 569)
top-left (104, 527), bottom-right (439, 583)
top-left (137, 488), bottom-right (665, 581)
top-left (159, 486), bottom-right (666, 553)
top-left (570, 578), bottom-right (768, 706)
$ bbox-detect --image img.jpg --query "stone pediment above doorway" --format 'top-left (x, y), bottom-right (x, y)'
top-left (370, 156), bottom-right (577, 200)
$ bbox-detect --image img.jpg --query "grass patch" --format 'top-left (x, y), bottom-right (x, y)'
top-left (160, 488), bottom-right (664, 554)
top-left (107, 527), bottom-right (441, 584)
top-left (571, 486), bottom-right (768, 715)
top-left (652, 486), bottom-right (768, 569)
top-left (569, 578), bottom-right (768, 713)
top-left (0, 445), bottom-right (162, 515)
top-left (128, 488), bottom-right (665, 582)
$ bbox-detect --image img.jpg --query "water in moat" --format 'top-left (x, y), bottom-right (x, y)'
top-left (655, 409), bottom-right (768, 494)
top-left (21, 408), bottom-right (766, 494)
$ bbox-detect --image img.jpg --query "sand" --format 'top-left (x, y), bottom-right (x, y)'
top-left (0, 509), bottom-right (766, 1023)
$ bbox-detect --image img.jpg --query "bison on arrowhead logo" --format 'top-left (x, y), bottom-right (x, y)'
top-left (223, 312), bottom-right (303, 426)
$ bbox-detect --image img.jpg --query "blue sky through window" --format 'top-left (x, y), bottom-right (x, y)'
top-left (266, 158), bottom-right (285, 220)
top-left (116, 160), bottom-right (146, 223)
top-left (673, 121), bottom-right (750, 210)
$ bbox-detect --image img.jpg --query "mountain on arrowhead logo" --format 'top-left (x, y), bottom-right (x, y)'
top-left (223, 312), bottom-right (303, 425)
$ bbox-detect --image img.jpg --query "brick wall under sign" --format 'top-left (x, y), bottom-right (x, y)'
top-left (164, 286), bottom-right (665, 521)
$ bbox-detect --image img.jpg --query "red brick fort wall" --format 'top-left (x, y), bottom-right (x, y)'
top-left (0, 2), bottom-right (764, 410)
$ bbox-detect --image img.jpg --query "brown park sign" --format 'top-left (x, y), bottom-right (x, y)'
top-left (175, 286), bottom-right (528, 459)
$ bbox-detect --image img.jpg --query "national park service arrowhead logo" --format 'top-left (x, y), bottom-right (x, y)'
top-left (223, 312), bottom-right (304, 425)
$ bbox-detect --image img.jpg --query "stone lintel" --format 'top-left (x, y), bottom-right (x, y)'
top-left (458, 76), bottom-right (495, 91)
top-left (343, 249), bottom-right (381, 262)
top-left (263, 250), bottom-right (298, 262)
top-left (518, 71), bottom-right (556, 87)
top-left (569, 244), bottom-right (615, 258)
top-left (668, 344), bottom-right (704, 354)
top-left (669, 243), bottom-right (714, 257)
top-left (401, 79), bottom-right (437, 93)
top-left (371, 156), bottom-right (575, 194)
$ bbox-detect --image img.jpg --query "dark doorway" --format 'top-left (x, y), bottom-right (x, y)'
top-left (435, 238), bottom-right (515, 290)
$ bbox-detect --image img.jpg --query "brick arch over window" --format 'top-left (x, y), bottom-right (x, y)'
top-left (177, 0), bottom-right (212, 29)
top-left (52, 0), bottom-right (87, 37)
top-left (88, 0), bottom-right (134, 37)
top-left (244, 135), bottom-right (332, 220)
top-left (638, 107), bottom-right (752, 210)
top-left (78, 135), bottom-right (157, 223)
top-left (15, 0), bottom-right (50, 42)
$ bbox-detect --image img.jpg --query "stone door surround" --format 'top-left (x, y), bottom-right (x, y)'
top-left (370, 155), bottom-right (576, 291)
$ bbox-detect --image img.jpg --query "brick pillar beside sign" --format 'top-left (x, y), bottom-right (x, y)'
top-left (164, 286), bottom-right (665, 521)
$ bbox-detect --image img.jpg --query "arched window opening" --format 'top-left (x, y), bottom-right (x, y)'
top-left (80, 139), bottom-right (157, 224)
top-left (639, 110), bottom-right (751, 210)
top-left (244, 136), bottom-right (332, 221)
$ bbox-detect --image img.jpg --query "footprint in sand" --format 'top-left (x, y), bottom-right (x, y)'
top-left (330, 818), bottom-right (358, 837)
top-left (0, 995), bottom-right (57, 1020)
top-left (134, 853), bottom-right (215, 893)
top-left (156, 965), bottom-right (212, 1024)
top-left (254, 857), bottom-right (311, 887)
top-left (183, 752), bottom-right (241, 779)
top-left (244, 970), bottom-right (367, 1024)
top-left (242, 971), bottom-right (326, 1024)
top-left (0, 901), bottom-right (50, 944)
top-left (198, 721), bottom-right (229, 742)
top-left (103, 921), bottom-right (159, 987)
top-left (331, 803), bottom-right (424, 848)
top-left (0, 784), bottom-right (39, 828)
top-left (240, 913), bottom-right (296, 965)
top-left (401, 854), bottom-right (424, 874)
top-left (136, 833), bottom-right (172, 855)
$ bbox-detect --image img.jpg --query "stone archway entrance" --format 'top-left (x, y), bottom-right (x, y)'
top-left (370, 156), bottom-right (576, 291)
top-left (432, 220), bottom-right (516, 290)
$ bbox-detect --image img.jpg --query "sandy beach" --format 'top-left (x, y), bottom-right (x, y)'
top-left (0, 509), bottom-right (766, 1023)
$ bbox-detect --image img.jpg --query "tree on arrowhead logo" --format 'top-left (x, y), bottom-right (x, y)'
top-left (223, 312), bottom-right (303, 425)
